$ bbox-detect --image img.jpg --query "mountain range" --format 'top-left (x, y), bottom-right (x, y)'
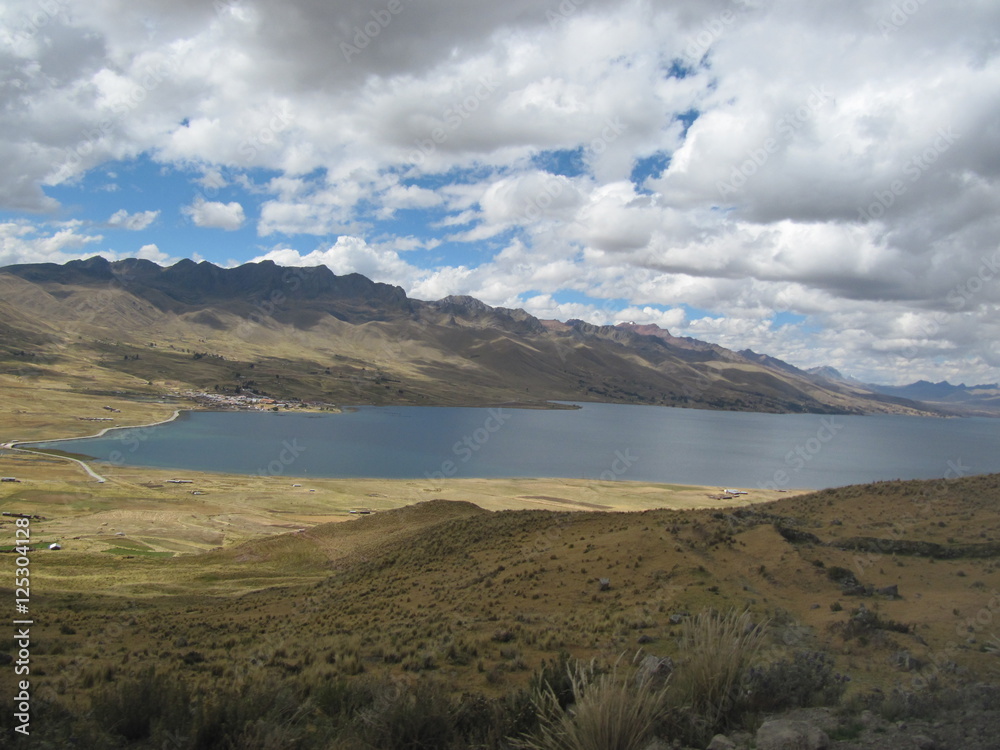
top-left (0, 256), bottom-right (977, 416)
top-left (812, 371), bottom-right (1000, 417)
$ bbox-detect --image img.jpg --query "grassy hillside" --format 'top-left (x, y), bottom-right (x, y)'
top-left (4, 467), bottom-right (1000, 747)
top-left (0, 261), bottom-right (938, 415)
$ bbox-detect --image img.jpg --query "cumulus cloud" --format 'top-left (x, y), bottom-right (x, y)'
top-left (0, 222), bottom-right (179, 268)
top-left (252, 236), bottom-right (420, 289)
top-left (135, 243), bottom-right (173, 263)
top-left (0, 0), bottom-right (998, 383)
top-left (108, 209), bottom-right (159, 230)
top-left (0, 221), bottom-right (103, 267)
top-left (182, 198), bottom-right (246, 230)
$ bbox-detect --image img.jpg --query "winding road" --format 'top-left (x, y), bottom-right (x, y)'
top-left (4, 444), bottom-right (108, 483)
top-left (2, 409), bottom-right (181, 484)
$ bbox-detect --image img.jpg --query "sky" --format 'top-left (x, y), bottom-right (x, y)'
top-left (1, 0), bottom-right (999, 386)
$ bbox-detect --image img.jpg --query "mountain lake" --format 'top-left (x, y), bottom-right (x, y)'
top-left (26, 403), bottom-right (1000, 490)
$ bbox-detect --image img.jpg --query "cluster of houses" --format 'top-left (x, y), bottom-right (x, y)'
top-left (184, 390), bottom-right (297, 410)
top-left (707, 488), bottom-right (752, 501)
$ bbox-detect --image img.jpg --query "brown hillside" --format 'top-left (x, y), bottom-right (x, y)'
top-left (0, 257), bottom-right (938, 415)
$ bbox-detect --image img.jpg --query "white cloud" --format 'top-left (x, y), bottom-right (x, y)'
top-left (136, 243), bottom-right (172, 263)
top-left (108, 209), bottom-right (159, 230)
top-left (0, 221), bottom-right (179, 268)
top-left (0, 221), bottom-right (103, 267)
top-left (182, 198), bottom-right (246, 231)
top-left (252, 236), bottom-right (419, 288)
top-left (0, 0), bottom-right (997, 384)
top-left (382, 184), bottom-right (444, 211)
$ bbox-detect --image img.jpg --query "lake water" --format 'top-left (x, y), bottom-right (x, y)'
top-left (31, 403), bottom-right (1000, 489)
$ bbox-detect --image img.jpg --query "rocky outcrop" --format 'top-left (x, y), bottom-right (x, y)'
top-left (755, 719), bottom-right (830, 750)
top-left (832, 537), bottom-right (1000, 559)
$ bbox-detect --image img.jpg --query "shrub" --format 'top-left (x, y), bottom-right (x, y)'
top-left (454, 690), bottom-right (538, 748)
top-left (529, 651), bottom-right (576, 711)
top-left (745, 651), bottom-right (849, 712)
top-left (826, 566), bottom-right (858, 585)
top-left (353, 677), bottom-right (458, 749)
top-left (311, 676), bottom-right (379, 720)
top-left (190, 682), bottom-right (308, 750)
top-left (228, 717), bottom-right (310, 750)
top-left (668, 609), bottom-right (767, 741)
top-left (515, 656), bottom-right (670, 750)
top-left (838, 606), bottom-right (910, 641)
top-left (90, 667), bottom-right (190, 742)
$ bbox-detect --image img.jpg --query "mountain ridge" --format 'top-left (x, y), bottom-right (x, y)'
top-left (0, 256), bottom-right (941, 416)
top-left (863, 378), bottom-right (1000, 416)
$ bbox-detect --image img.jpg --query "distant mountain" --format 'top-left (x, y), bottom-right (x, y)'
top-left (866, 380), bottom-right (1000, 416)
top-left (0, 257), bottom-right (939, 415)
top-left (807, 365), bottom-right (847, 381)
top-left (4, 256), bottom-right (412, 323)
top-left (618, 322), bottom-right (740, 358)
top-left (869, 380), bottom-right (985, 401)
top-left (740, 349), bottom-right (812, 377)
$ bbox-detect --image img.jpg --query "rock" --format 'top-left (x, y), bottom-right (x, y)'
top-left (669, 613), bottom-right (684, 625)
top-left (641, 740), bottom-right (670, 750)
top-left (878, 583), bottom-right (900, 598)
top-left (843, 583), bottom-right (874, 597)
top-left (775, 524), bottom-right (822, 545)
top-left (636, 654), bottom-right (673, 687)
top-left (912, 736), bottom-right (936, 750)
top-left (755, 719), bottom-right (829, 750)
top-left (890, 650), bottom-right (925, 671)
top-left (707, 734), bottom-right (737, 750)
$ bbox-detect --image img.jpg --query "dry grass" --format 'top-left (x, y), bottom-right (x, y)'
top-left (669, 609), bottom-right (768, 738)
top-left (0, 264), bottom-right (936, 416)
top-left (3, 385), bottom-right (1000, 747)
top-left (517, 657), bottom-right (670, 750)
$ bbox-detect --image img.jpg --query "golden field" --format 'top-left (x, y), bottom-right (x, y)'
top-left (2, 375), bottom-right (1000, 748)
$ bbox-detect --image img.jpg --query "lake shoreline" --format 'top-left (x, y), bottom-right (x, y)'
top-left (26, 403), bottom-right (1000, 489)
top-left (12, 408), bottom-right (183, 448)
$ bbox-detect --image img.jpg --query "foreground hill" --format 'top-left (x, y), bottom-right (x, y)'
top-left (7, 472), bottom-right (1000, 748)
top-left (0, 257), bottom-right (934, 415)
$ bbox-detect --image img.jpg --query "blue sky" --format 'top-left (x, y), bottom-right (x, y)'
top-left (1, 0), bottom-right (999, 385)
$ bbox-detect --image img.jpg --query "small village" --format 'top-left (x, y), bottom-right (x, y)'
top-left (182, 390), bottom-right (336, 412)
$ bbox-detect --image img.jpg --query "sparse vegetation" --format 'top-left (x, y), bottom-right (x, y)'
top-left (4, 379), bottom-right (1000, 749)
top-left (516, 657), bottom-right (670, 750)
top-left (746, 650), bottom-right (850, 712)
top-left (668, 609), bottom-right (768, 742)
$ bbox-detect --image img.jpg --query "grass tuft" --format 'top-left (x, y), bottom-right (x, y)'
top-left (516, 656), bottom-right (670, 750)
top-left (668, 609), bottom-right (767, 741)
